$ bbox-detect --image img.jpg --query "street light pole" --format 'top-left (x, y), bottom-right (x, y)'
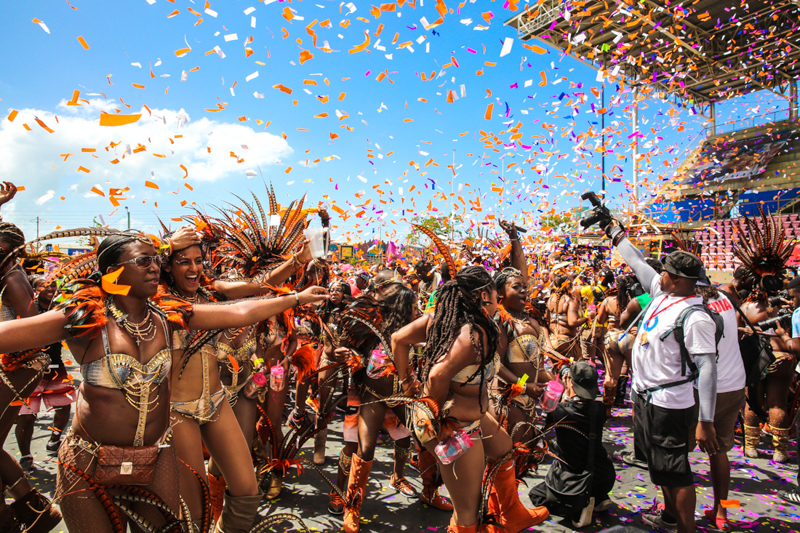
top-left (125, 206), bottom-right (130, 230)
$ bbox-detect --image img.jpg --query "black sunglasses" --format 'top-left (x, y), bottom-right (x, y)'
top-left (116, 255), bottom-right (163, 269)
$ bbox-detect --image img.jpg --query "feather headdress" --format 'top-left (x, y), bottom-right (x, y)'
top-left (190, 184), bottom-right (309, 279)
top-left (671, 232), bottom-right (703, 256)
top-left (733, 207), bottom-right (793, 279)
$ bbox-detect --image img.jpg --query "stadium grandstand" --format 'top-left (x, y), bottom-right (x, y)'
top-left (505, 0), bottom-right (800, 270)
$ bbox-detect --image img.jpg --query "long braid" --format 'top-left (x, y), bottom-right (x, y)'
top-left (422, 265), bottom-right (497, 412)
top-left (551, 274), bottom-right (570, 319)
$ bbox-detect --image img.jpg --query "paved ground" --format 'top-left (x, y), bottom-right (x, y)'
top-left (5, 369), bottom-right (799, 532)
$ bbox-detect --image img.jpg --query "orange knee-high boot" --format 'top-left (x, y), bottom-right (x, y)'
top-left (343, 454), bottom-right (373, 533)
top-left (419, 448), bottom-right (453, 511)
top-left (447, 517), bottom-right (479, 533)
top-left (207, 473), bottom-right (226, 526)
top-left (484, 459), bottom-right (549, 533)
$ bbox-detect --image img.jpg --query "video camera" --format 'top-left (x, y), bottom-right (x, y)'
top-left (580, 192), bottom-right (612, 230)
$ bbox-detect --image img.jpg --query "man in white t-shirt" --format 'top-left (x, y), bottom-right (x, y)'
top-left (603, 224), bottom-right (719, 533)
top-left (690, 276), bottom-right (746, 529)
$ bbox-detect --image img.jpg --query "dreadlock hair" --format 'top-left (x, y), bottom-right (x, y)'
top-left (494, 267), bottom-right (522, 299)
top-left (696, 284), bottom-right (719, 304)
top-left (422, 265), bottom-right (497, 411)
top-left (0, 222), bottom-right (26, 266)
top-left (615, 275), bottom-right (632, 311)
top-left (378, 284), bottom-right (417, 338)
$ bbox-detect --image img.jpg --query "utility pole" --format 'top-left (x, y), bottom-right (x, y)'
top-left (125, 206), bottom-right (130, 230)
top-left (36, 216), bottom-right (39, 239)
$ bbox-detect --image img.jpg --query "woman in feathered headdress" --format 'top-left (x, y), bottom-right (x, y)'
top-left (0, 226), bottom-right (328, 533)
top-left (161, 218), bottom-right (315, 531)
top-left (735, 209), bottom-right (795, 463)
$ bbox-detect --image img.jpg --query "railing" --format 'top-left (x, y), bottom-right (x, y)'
top-left (708, 107), bottom-right (798, 136)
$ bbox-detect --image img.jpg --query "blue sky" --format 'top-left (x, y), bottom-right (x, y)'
top-left (0, 0), bottom-right (788, 246)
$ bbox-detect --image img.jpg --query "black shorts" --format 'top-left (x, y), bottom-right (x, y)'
top-left (633, 390), bottom-right (694, 487)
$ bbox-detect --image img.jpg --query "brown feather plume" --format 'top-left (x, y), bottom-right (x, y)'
top-left (412, 224), bottom-right (457, 280)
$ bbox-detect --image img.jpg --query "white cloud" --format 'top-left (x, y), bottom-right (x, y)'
top-left (0, 99), bottom-right (293, 240)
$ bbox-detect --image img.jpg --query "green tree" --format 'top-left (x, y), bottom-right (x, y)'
top-left (409, 214), bottom-right (464, 244)
top-left (539, 212), bottom-right (575, 234)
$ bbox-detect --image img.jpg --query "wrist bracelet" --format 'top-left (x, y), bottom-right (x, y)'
top-left (293, 291), bottom-right (300, 307)
top-left (290, 254), bottom-right (303, 268)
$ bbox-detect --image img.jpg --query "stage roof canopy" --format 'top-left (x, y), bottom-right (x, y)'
top-left (505, 0), bottom-right (800, 113)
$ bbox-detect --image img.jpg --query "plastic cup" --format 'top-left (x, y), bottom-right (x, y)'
top-left (540, 380), bottom-right (564, 413)
top-left (303, 227), bottom-right (326, 259)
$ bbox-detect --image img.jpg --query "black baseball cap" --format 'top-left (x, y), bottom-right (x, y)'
top-left (663, 250), bottom-right (703, 280)
top-left (569, 362), bottom-right (600, 400)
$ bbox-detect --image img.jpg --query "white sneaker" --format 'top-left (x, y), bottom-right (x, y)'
top-left (571, 496), bottom-right (595, 529)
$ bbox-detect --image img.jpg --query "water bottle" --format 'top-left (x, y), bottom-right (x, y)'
top-left (243, 370), bottom-right (268, 399)
top-left (434, 428), bottom-right (474, 465)
top-left (540, 379), bottom-right (564, 413)
top-left (270, 365), bottom-right (285, 391)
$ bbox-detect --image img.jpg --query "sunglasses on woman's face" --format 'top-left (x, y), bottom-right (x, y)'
top-left (330, 287), bottom-right (345, 294)
top-left (116, 255), bottom-right (163, 269)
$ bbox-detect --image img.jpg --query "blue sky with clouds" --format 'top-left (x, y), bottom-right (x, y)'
top-left (0, 0), bottom-right (787, 245)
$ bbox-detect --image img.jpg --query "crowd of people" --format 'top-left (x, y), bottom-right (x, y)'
top-left (0, 180), bottom-right (798, 533)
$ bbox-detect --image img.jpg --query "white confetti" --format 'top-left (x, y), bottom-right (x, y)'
top-left (213, 46), bottom-right (226, 58)
top-left (254, 91), bottom-right (264, 98)
top-left (205, 8), bottom-right (218, 17)
top-left (246, 71), bottom-right (259, 82)
top-left (500, 37), bottom-right (513, 57)
top-left (36, 190), bottom-right (55, 205)
top-left (36, 21), bottom-right (50, 34)
top-left (243, 7), bottom-right (256, 15)
top-left (224, 33), bottom-right (238, 42)
top-left (131, 62), bottom-right (142, 68)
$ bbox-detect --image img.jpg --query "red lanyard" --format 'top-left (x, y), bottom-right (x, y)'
top-left (645, 295), bottom-right (695, 327)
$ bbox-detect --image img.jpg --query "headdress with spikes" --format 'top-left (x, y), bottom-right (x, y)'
top-left (191, 184), bottom-right (309, 279)
top-left (671, 232), bottom-right (703, 256)
top-left (733, 208), bottom-right (793, 301)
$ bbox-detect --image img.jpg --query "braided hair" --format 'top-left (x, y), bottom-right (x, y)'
top-left (0, 222), bottom-right (27, 268)
top-left (422, 265), bottom-right (497, 411)
top-left (615, 275), bottom-right (632, 311)
top-left (378, 283), bottom-right (417, 338)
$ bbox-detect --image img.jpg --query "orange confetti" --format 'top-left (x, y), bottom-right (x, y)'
top-left (77, 36), bottom-right (90, 49)
top-left (7, 110), bottom-right (18, 122)
top-left (77, 166), bottom-right (90, 173)
top-left (175, 47), bottom-right (191, 57)
top-left (145, 181), bottom-right (159, 189)
top-left (90, 187), bottom-right (104, 197)
top-left (273, 84), bottom-right (293, 94)
top-left (35, 118), bottom-right (55, 133)
top-left (521, 42), bottom-right (546, 54)
top-left (99, 113), bottom-right (141, 127)
top-left (539, 71), bottom-right (547, 86)
top-left (132, 83), bottom-right (145, 89)
top-left (484, 103), bottom-right (494, 120)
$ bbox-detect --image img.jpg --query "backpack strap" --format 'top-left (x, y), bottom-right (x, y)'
top-left (642, 304), bottom-right (722, 396)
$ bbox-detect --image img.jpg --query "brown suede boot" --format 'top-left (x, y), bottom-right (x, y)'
top-left (484, 460), bottom-right (549, 533)
top-left (215, 490), bottom-right (263, 533)
top-left (744, 424), bottom-right (760, 458)
top-left (772, 426), bottom-right (790, 463)
top-left (0, 503), bottom-right (20, 533)
top-left (418, 448), bottom-right (453, 511)
top-left (207, 473), bottom-right (226, 526)
top-left (343, 454), bottom-right (373, 533)
top-left (10, 489), bottom-right (61, 533)
top-left (602, 384), bottom-right (617, 417)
